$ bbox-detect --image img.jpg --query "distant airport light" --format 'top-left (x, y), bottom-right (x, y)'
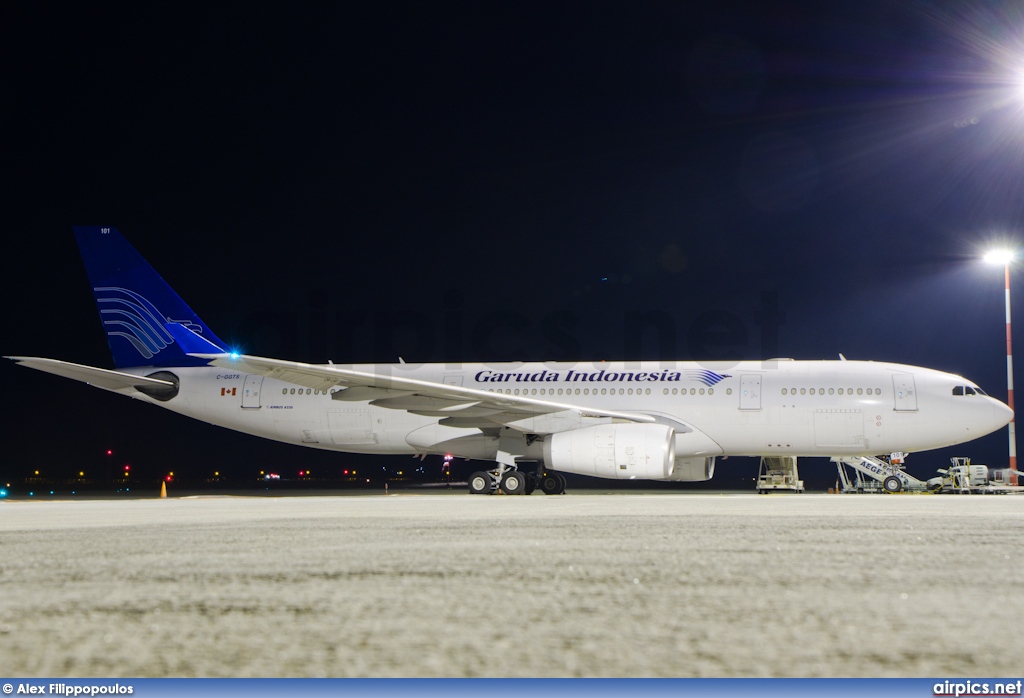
top-left (106, 449), bottom-right (113, 456)
top-left (984, 249), bottom-right (1015, 265)
top-left (229, 351), bottom-right (241, 360)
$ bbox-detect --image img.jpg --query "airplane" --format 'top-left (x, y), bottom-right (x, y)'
top-left (6, 227), bottom-right (1015, 495)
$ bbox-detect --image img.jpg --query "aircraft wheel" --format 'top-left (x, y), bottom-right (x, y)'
top-left (540, 474), bottom-right (562, 495)
top-left (500, 471), bottom-right (526, 495)
top-left (883, 476), bottom-right (903, 493)
top-left (524, 475), bottom-right (537, 495)
top-left (468, 471), bottom-right (493, 494)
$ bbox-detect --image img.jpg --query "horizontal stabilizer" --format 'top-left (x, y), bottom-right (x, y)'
top-left (5, 356), bottom-right (174, 392)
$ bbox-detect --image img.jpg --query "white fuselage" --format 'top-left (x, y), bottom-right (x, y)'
top-left (116, 359), bottom-right (1011, 463)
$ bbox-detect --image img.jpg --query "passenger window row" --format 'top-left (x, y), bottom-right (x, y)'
top-left (663, 387), bottom-right (722, 396)
top-left (487, 387), bottom-right (653, 397)
top-left (781, 388), bottom-right (881, 396)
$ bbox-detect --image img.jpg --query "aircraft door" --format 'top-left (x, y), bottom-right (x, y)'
top-left (739, 374), bottom-right (762, 410)
top-left (892, 374), bottom-right (917, 411)
top-left (242, 374), bottom-right (264, 409)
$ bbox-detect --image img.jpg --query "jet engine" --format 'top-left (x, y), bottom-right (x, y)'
top-left (663, 455), bottom-right (716, 481)
top-left (543, 423), bottom-right (675, 480)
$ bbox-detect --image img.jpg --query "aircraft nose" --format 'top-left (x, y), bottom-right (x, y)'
top-left (993, 400), bottom-right (1014, 429)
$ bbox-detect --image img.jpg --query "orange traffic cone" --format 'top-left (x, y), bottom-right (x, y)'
top-left (159, 480), bottom-right (167, 498)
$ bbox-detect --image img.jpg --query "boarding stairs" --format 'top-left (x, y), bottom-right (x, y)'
top-left (832, 455), bottom-right (930, 493)
top-left (756, 456), bottom-right (805, 493)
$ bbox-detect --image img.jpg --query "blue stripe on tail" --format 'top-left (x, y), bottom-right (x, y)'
top-left (75, 227), bottom-right (229, 368)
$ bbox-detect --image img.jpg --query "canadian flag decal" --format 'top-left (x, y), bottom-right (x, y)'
top-left (221, 387), bottom-right (237, 396)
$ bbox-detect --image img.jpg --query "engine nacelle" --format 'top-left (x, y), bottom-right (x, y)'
top-left (662, 456), bottom-right (716, 482)
top-left (543, 423), bottom-right (675, 480)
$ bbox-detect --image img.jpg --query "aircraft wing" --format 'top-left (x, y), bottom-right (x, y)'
top-left (6, 356), bottom-right (176, 392)
top-left (195, 352), bottom-right (656, 432)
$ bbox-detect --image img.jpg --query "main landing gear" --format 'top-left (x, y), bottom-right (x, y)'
top-left (467, 466), bottom-right (567, 495)
top-left (539, 473), bottom-right (566, 495)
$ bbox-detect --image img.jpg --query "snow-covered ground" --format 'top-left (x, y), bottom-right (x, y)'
top-left (1, 493), bottom-right (1021, 677)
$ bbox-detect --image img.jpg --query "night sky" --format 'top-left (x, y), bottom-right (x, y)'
top-left (3, 1), bottom-right (1024, 490)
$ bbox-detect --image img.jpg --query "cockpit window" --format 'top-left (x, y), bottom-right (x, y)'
top-left (954, 385), bottom-right (988, 396)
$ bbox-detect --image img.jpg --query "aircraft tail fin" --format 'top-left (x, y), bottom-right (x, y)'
top-left (74, 227), bottom-right (229, 368)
